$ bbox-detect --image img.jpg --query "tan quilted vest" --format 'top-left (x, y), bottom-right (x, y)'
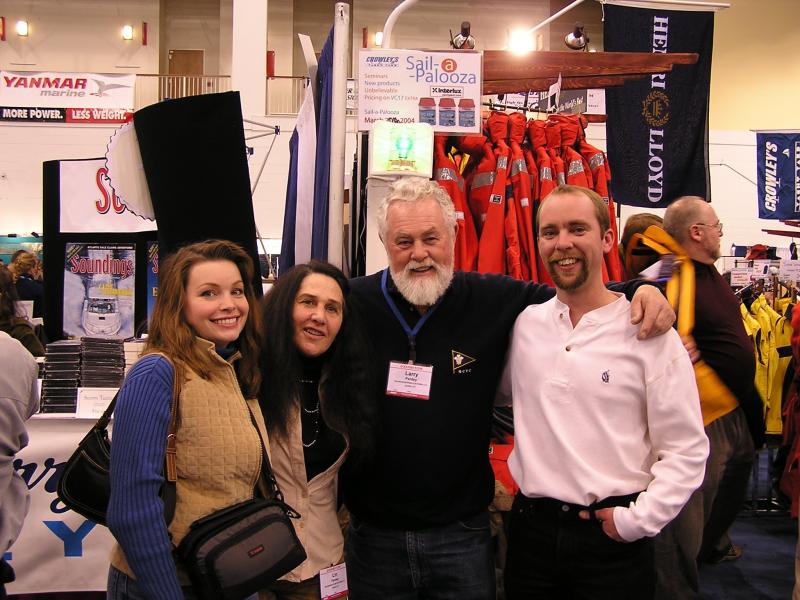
top-left (110, 341), bottom-right (265, 581)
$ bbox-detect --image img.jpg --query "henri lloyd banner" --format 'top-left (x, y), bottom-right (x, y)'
top-left (0, 71), bottom-right (134, 123)
top-left (757, 132), bottom-right (800, 220)
top-left (604, 4), bottom-right (714, 208)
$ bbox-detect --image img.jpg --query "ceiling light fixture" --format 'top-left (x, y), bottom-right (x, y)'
top-left (122, 24), bottom-right (134, 40)
top-left (564, 22), bottom-right (588, 51)
top-left (16, 20), bottom-right (28, 37)
top-left (450, 21), bottom-right (475, 50)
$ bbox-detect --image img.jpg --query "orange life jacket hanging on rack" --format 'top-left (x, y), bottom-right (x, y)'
top-left (556, 118), bottom-right (593, 189)
top-left (508, 112), bottom-right (536, 281)
top-left (576, 124), bottom-right (624, 281)
top-left (466, 140), bottom-right (495, 238)
top-left (480, 111), bottom-right (513, 276)
top-left (433, 135), bottom-right (478, 272)
top-left (545, 123), bottom-right (567, 187)
top-left (528, 120), bottom-right (555, 286)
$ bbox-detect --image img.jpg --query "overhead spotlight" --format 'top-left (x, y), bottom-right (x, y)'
top-left (374, 31), bottom-right (383, 47)
top-left (508, 29), bottom-right (534, 55)
top-left (16, 20), bottom-right (29, 37)
top-left (450, 21), bottom-right (475, 50)
top-left (122, 24), bottom-right (134, 40)
top-left (564, 22), bottom-right (588, 51)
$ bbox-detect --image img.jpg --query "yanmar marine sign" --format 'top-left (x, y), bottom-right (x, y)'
top-left (0, 71), bottom-right (134, 123)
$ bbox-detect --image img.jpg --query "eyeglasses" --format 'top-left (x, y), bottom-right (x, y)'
top-left (694, 221), bottom-right (723, 233)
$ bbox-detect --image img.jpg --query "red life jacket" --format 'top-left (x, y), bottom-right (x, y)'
top-left (466, 142), bottom-right (495, 238)
top-left (528, 120), bottom-right (555, 286)
top-left (434, 135), bottom-right (478, 272)
top-left (554, 115), bottom-right (594, 188)
top-left (508, 112), bottom-right (536, 281)
top-left (522, 146), bottom-right (541, 281)
top-left (478, 112), bottom-right (512, 275)
top-left (578, 137), bottom-right (624, 281)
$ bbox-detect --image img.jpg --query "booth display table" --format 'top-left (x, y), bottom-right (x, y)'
top-left (7, 415), bottom-right (114, 594)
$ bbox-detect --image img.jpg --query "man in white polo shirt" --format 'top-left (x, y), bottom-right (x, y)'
top-left (497, 185), bottom-right (709, 599)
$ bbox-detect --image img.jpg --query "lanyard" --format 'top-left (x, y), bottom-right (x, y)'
top-left (381, 268), bottom-right (443, 363)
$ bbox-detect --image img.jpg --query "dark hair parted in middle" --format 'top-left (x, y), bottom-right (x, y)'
top-left (259, 260), bottom-right (377, 462)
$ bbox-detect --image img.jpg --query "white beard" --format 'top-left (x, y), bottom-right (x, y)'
top-left (391, 258), bottom-right (454, 307)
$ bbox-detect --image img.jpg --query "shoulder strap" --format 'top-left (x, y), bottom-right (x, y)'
top-left (155, 353), bottom-right (180, 523)
top-left (245, 406), bottom-right (293, 511)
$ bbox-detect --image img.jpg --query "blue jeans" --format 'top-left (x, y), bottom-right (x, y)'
top-left (345, 511), bottom-right (495, 599)
top-left (106, 565), bottom-right (259, 600)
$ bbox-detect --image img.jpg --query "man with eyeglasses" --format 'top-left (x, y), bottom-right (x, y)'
top-left (656, 196), bottom-right (764, 600)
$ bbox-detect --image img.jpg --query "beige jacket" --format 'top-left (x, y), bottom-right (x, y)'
top-left (266, 384), bottom-right (349, 582)
top-left (111, 340), bottom-right (268, 580)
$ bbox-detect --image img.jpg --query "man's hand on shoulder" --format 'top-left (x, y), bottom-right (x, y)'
top-left (630, 285), bottom-right (675, 340)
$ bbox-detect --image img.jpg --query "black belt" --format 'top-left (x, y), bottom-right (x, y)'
top-left (513, 491), bottom-right (642, 521)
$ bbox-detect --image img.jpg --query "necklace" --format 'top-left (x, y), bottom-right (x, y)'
top-left (299, 376), bottom-right (321, 447)
top-left (302, 405), bottom-right (320, 448)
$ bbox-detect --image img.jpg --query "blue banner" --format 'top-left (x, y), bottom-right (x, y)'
top-left (756, 132), bottom-right (800, 220)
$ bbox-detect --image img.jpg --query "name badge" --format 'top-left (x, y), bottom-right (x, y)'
top-left (386, 361), bottom-right (434, 400)
top-left (320, 563), bottom-right (348, 600)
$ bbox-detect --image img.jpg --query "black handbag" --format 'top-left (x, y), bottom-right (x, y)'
top-left (56, 360), bottom-right (180, 526)
top-left (175, 409), bottom-right (307, 600)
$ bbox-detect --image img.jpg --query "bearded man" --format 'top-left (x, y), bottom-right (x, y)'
top-left (340, 178), bottom-right (676, 599)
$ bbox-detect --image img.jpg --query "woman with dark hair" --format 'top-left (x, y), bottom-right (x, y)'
top-left (107, 239), bottom-right (264, 600)
top-left (0, 267), bottom-right (44, 356)
top-left (259, 260), bottom-right (376, 599)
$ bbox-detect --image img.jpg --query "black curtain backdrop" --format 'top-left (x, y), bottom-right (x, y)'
top-left (133, 91), bottom-right (262, 295)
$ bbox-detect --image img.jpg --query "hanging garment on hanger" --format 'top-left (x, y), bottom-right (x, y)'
top-left (528, 120), bottom-right (556, 201)
top-left (465, 141), bottom-right (494, 238)
top-left (577, 133), bottom-right (623, 281)
top-left (545, 123), bottom-right (566, 186)
top-left (557, 119), bottom-right (592, 189)
top-left (434, 135), bottom-right (478, 272)
top-left (508, 112), bottom-right (536, 281)
top-left (477, 112), bottom-right (511, 275)
top-left (767, 310), bottom-right (793, 435)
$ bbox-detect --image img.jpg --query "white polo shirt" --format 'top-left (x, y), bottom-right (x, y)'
top-left (498, 294), bottom-right (708, 542)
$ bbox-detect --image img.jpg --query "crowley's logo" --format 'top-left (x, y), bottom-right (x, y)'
top-left (452, 350), bottom-right (476, 373)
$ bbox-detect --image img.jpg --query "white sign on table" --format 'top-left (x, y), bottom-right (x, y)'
top-left (76, 387), bottom-right (117, 419)
top-left (7, 418), bottom-right (115, 593)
